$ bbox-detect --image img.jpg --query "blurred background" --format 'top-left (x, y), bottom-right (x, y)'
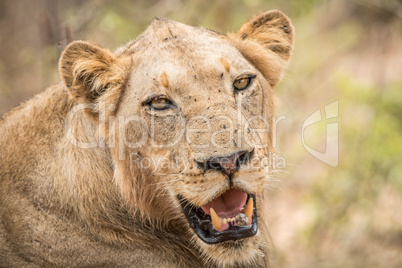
top-left (0, 0), bottom-right (401, 267)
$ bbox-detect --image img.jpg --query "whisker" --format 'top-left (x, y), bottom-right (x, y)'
top-left (151, 178), bottom-right (183, 186)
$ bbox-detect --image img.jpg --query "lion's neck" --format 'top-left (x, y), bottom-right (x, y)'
top-left (0, 85), bottom-right (200, 258)
top-left (49, 101), bottom-right (130, 230)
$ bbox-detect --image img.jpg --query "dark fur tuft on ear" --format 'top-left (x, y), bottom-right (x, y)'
top-left (229, 10), bottom-right (294, 88)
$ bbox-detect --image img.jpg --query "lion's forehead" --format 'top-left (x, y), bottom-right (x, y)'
top-left (128, 37), bottom-right (253, 92)
top-left (117, 18), bottom-right (247, 67)
top-left (132, 47), bottom-right (252, 84)
top-left (115, 17), bottom-right (256, 98)
top-left (134, 35), bottom-right (246, 72)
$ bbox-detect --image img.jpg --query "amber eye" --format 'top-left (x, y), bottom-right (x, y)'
top-left (233, 77), bottom-right (254, 91)
top-left (150, 97), bottom-right (170, 110)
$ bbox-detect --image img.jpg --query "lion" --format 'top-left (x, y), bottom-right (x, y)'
top-left (0, 10), bottom-right (293, 267)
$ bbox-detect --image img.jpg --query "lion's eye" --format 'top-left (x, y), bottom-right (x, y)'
top-left (233, 77), bottom-right (254, 91)
top-left (150, 97), bottom-right (170, 110)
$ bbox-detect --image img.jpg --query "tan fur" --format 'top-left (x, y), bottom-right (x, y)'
top-left (220, 57), bottom-right (232, 73)
top-left (0, 10), bottom-right (293, 267)
top-left (160, 71), bottom-right (172, 89)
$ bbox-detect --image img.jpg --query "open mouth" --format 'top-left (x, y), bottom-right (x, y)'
top-left (179, 189), bottom-right (258, 244)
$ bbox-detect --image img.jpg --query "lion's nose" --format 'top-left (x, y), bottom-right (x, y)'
top-left (195, 150), bottom-right (253, 176)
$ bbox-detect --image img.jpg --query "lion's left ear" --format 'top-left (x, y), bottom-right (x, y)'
top-left (229, 10), bottom-right (294, 88)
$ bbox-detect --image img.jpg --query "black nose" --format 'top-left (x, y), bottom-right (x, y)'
top-left (195, 150), bottom-right (253, 176)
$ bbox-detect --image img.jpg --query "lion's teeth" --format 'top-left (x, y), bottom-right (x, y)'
top-left (226, 217), bottom-right (232, 224)
top-left (210, 208), bottom-right (222, 230)
top-left (210, 197), bottom-right (254, 230)
top-left (242, 197), bottom-right (254, 223)
top-left (236, 213), bottom-right (249, 226)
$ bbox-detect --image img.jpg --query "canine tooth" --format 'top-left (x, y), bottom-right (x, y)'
top-left (210, 208), bottom-right (222, 230)
top-left (242, 197), bottom-right (254, 220)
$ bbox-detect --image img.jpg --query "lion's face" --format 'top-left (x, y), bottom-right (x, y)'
top-left (119, 32), bottom-right (271, 264)
top-left (60, 11), bottom-right (293, 266)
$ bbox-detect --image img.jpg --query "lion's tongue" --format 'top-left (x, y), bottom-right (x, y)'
top-left (201, 189), bottom-right (247, 218)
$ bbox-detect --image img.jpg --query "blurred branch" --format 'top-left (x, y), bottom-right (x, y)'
top-left (74, 1), bottom-right (111, 34)
top-left (59, 0), bottom-right (113, 49)
top-left (357, 0), bottom-right (402, 20)
top-left (65, 26), bottom-right (73, 44)
top-left (38, 10), bottom-right (55, 47)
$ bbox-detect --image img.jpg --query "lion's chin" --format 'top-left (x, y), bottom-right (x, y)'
top-left (179, 189), bottom-right (258, 244)
top-left (197, 233), bottom-right (263, 266)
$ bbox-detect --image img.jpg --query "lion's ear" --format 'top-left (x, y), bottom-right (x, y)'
top-left (230, 10), bottom-right (294, 88)
top-left (60, 41), bottom-right (124, 104)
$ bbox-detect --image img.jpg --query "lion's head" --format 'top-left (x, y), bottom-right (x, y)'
top-left (59, 10), bottom-right (293, 266)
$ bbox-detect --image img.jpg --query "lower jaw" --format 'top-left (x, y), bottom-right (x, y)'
top-left (201, 240), bottom-right (263, 268)
top-left (179, 195), bottom-right (258, 244)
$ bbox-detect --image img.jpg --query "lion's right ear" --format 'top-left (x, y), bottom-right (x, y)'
top-left (59, 41), bottom-right (127, 105)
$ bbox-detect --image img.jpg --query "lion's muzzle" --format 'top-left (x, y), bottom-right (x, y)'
top-left (179, 190), bottom-right (257, 244)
